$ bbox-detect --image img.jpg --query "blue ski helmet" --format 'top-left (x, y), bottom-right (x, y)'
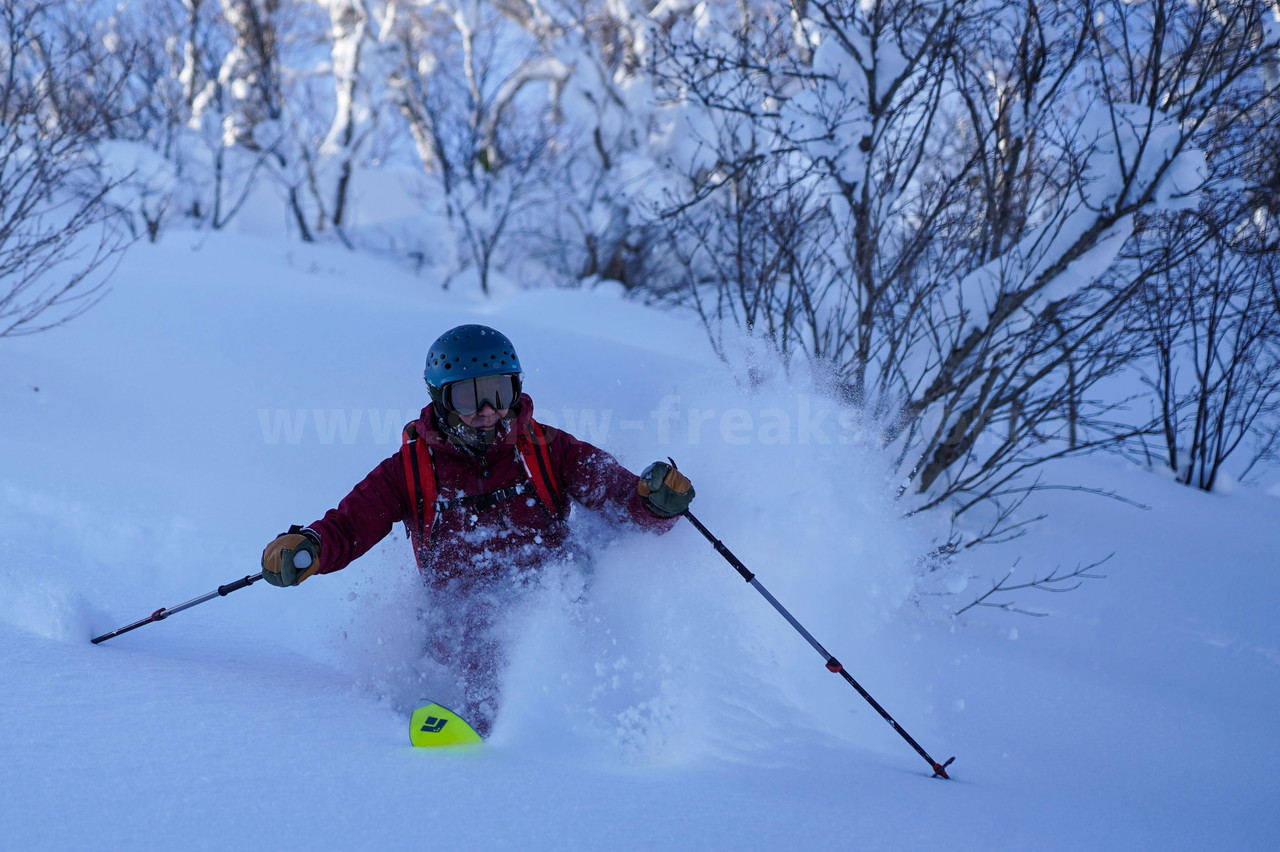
top-left (424, 324), bottom-right (523, 405)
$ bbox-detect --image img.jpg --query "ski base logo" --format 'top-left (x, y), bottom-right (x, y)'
top-left (409, 702), bottom-right (483, 747)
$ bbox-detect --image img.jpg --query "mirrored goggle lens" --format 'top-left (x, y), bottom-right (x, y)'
top-left (446, 374), bottom-right (519, 415)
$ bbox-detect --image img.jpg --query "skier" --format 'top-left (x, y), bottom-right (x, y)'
top-left (259, 324), bottom-right (694, 734)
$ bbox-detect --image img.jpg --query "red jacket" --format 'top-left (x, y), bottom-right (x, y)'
top-left (308, 395), bottom-right (676, 588)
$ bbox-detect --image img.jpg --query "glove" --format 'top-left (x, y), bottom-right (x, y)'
top-left (261, 525), bottom-right (321, 587)
top-left (638, 461), bottom-right (695, 517)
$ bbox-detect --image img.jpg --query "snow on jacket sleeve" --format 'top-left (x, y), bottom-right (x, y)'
top-left (306, 453), bottom-right (411, 575)
top-left (548, 425), bottom-right (679, 534)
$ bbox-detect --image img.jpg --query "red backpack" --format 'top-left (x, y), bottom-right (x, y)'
top-left (400, 419), bottom-right (565, 547)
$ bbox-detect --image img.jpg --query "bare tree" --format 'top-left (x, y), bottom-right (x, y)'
top-left (641, 0), bottom-right (1280, 612)
top-left (1132, 227), bottom-right (1280, 490)
top-left (0, 2), bottom-right (130, 338)
top-left (647, 0), bottom-right (1279, 511)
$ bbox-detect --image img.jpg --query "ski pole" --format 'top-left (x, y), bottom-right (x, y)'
top-left (682, 509), bottom-right (955, 779)
top-left (91, 572), bottom-right (266, 644)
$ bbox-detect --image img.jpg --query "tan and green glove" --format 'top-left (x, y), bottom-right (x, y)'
top-left (638, 461), bottom-right (695, 517)
top-left (261, 525), bottom-right (320, 587)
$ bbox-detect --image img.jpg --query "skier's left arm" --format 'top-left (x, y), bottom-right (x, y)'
top-left (552, 429), bottom-right (693, 530)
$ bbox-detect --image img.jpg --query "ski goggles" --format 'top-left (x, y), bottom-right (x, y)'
top-left (443, 373), bottom-right (521, 415)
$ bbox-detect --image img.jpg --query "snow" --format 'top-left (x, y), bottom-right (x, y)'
top-left (96, 140), bottom-right (179, 220)
top-left (3, 231), bottom-right (1279, 849)
top-left (782, 34), bottom-right (874, 188)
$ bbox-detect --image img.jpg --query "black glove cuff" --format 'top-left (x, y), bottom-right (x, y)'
top-left (285, 524), bottom-right (321, 548)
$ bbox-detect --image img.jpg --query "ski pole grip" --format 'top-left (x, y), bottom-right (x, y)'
top-left (218, 573), bottom-right (264, 596)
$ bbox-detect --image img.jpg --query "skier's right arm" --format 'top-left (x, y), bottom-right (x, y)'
top-left (264, 454), bottom-right (411, 581)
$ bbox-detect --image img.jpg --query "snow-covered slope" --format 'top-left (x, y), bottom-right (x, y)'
top-left (2, 233), bottom-right (1277, 849)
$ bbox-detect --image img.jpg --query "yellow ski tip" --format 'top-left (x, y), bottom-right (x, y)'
top-left (409, 702), bottom-right (484, 747)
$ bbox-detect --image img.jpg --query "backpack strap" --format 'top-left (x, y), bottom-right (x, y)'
top-left (401, 421), bottom-right (438, 546)
top-left (402, 419), bottom-right (565, 543)
top-left (433, 483), bottom-right (530, 513)
top-left (516, 420), bottom-right (565, 520)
